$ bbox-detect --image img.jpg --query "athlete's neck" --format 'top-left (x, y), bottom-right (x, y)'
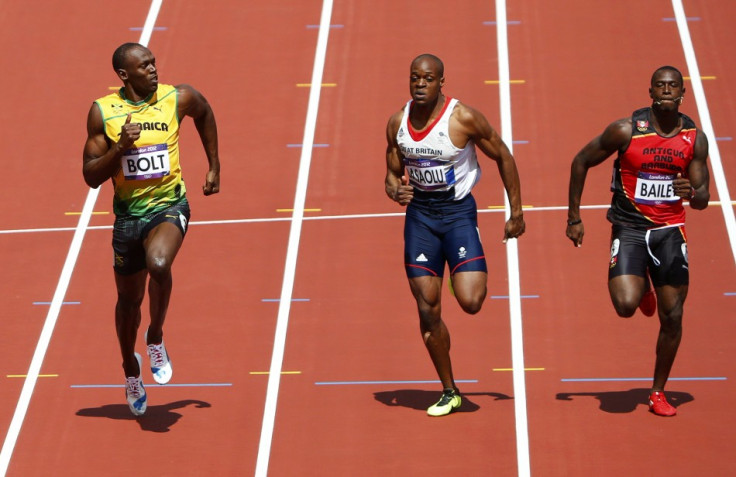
top-left (121, 84), bottom-right (156, 104)
top-left (651, 108), bottom-right (682, 137)
top-left (410, 94), bottom-right (446, 130)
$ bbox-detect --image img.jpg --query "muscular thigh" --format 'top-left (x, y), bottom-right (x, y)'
top-left (442, 216), bottom-right (487, 275)
top-left (648, 226), bottom-right (689, 287)
top-left (404, 207), bottom-right (445, 278)
top-left (112, 199), bottom-right (191, 275)
top-left (608, 225), bottom-right (648, 280)
top-left (112, 215), bottom-right (148, 276)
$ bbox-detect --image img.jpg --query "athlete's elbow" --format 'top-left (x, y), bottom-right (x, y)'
top-left (82, 170), bottom-right (103, 189)
top-left (690, 195), bottom-right (710, 210)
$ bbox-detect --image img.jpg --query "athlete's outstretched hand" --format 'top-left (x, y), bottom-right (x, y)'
top-left (566, 222), bottom-right (584, 247)
top-left (203, 169), bottom-right (220, 196)
top-left (503, 215), bottom-right (525, 243)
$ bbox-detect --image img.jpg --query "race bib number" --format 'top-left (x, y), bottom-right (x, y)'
top-left (406, 161), bottom-right (455, 191)
top-left (634, 172), bottom-right (677, 205)
top-left (122, 143), bottom-right (171, 181)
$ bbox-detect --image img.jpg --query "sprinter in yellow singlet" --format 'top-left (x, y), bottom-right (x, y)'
top-left (83, 43), bottom-right (221, 416)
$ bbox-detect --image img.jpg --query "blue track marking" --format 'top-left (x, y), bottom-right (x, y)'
top-left (261, 298), bottom-right (310, 302)
top-left (314, 379), bottom-right (479, 386)
top-left (490, 295), bottom-right (539, 299)
top-left (71, 383), bottom-right (233, 388)
top-left (561, 377), bottom-right (726, 382)
top-left (662, 17), bottom-right (701, 21)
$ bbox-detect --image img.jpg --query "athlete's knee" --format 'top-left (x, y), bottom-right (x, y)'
top-left (116, 291), bottom-right (144, 314)
top-left (146, 254), bottom-right (173, 281)
top-left (458, 293), bottom-right (485, 315)
top-left (452, 274), bottom-right (487, 315)
top-left (609, 290), bottom-right (639, 317)
top-left (611, 300), bottom-right (637, 318)
top-left (417, 306), bottom-right (442, 331)
top-left (659, 308), bottom-right (683, 333)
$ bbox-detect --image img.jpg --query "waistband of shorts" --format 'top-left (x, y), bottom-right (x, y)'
top-left (409, 189), bottom-right (476, 215)
top-left (115, 196), bottom-right (189, 221)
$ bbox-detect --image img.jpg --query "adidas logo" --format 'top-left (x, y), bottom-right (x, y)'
top-left (416, 253), bottom-right (428, 262)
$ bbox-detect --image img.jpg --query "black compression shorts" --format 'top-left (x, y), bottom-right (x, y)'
top-left (112, 198), bottom-right (191, 275)
top-left (608, 224), bottom-right (689, 287)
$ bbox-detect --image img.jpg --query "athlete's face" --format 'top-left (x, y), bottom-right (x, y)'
top-left (117, 47), bottom-right (159, 98)
top-left (409, 58), bottom-right (444, 105)
top-left (649, 69), bottom-right (684, 112)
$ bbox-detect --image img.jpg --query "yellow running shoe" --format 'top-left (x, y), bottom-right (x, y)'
top-left (427, 389), bottom-right (461, 417)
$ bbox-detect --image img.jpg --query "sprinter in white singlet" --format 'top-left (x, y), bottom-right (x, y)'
top-left (385, 54), bottom-right (525, 417)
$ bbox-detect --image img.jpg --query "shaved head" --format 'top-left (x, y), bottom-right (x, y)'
top-left (651, 65), bottom-right (683, 86)
top-left (112, 42), bottom-right (148, 71)
top-left (412, 54), bottom-right (444, 78)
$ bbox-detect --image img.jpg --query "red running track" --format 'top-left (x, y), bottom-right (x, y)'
top-left (0, 0), bottom-right (734, 476)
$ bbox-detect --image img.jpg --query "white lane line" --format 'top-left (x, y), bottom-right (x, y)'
top-left (0, 1), bottom-right (163, 475)
top-left (495, 1), bottom-right (531, 476)
top-left (7, 200), bottom-right (735, 236)
top-left (254, 1), bottom-right (333, 475)
top-left (672, 0), bottom-right (736, 265)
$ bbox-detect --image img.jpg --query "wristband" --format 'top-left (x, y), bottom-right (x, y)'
top-left (567, 219), bottom-right (582, 226)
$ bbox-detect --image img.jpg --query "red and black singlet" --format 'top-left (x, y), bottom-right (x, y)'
top-left (607, 107), bottom-right (697, 228)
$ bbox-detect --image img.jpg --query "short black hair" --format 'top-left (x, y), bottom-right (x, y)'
top-left (651, 65), bottom-right (683, 85)
top-left (112, 42), bottom-right (145, 71)
top-left (412, 54), bottom-right (444, 77)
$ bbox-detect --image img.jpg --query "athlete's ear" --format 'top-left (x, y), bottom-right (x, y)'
top-left (116, 69), bottom-right (128, 81)
top-left (440, 76), bottom-right (445, 88)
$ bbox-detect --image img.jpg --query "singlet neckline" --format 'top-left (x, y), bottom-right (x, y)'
top-left (407, 97), bottom-right (453, 142)
top-left (648, 108), bottom-right (683, 138)
top-left (119, 87), bottom-right (156, 106)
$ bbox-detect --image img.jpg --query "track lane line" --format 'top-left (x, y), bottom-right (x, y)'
top-left (254, 1), bottom-right (333, 475)
top-left (672, 0), bottom-right (736, 265)
top-left (495, 1), bottom-right (531, 476)
top-left (0, 2), bottom-right (163, 474)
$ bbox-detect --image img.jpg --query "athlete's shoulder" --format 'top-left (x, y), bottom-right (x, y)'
top-left (605, 116), bottom-right (633, 135)
top-left (93, 90), bottom-right (127, 122)
top-left (155, 83), bottom-right (177, 99)
top-left (387, 105), bottom-right (406, 133)
top-left (450, 100), bottom-right (487, 126)
top-left (94, 88), bottom-right (122, 106)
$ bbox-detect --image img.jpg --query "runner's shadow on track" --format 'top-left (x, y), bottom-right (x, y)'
top-left (373, 389), bottom-right (512, 413)
top-left (76, 399), bottom-right (211, 432)
top-left (555, 388), bottom-right (694, 413)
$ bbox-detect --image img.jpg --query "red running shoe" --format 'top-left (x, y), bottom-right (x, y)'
top-left (649, 391), bottom-right (677, 416)
top-left (639, 289), bottom-right (657, 317)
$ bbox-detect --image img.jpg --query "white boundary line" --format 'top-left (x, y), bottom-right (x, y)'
top-left (495, 1), bottom-right (531, 476)
top-left (7, 201), bottom-right (735, 235)
top-left (0, 1), bottom-right (163, 475)
top-left (672, 0), bottom-right (736, 265)
top-left (254, 1), bottom-right (333, 475)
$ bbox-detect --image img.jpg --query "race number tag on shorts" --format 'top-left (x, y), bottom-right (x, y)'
top-left (122, 143), bottom-right (171, 181)
top-left (634, 172), bottom-right (677, 205)
top-left (406, 160), bottom-right (455, 191)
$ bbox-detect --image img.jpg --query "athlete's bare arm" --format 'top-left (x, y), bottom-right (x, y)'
top-left (176, 84), bottom-right (220, 196)
top-left (452, 103), bottom-right (525, 241)
top-left (83, 107), bottom-right (141, 189)
top-left (566, 118), bottom-right (631, 247)
top-left (674, 129), bottom-right (710, 209)
top-left (385, 110), bottom-right (413, 206)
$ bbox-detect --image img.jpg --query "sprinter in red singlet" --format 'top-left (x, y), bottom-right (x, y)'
top-left (385, 54), bottom-right (525, 416)
top-left (566, 66), bottom-right (710, 416)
